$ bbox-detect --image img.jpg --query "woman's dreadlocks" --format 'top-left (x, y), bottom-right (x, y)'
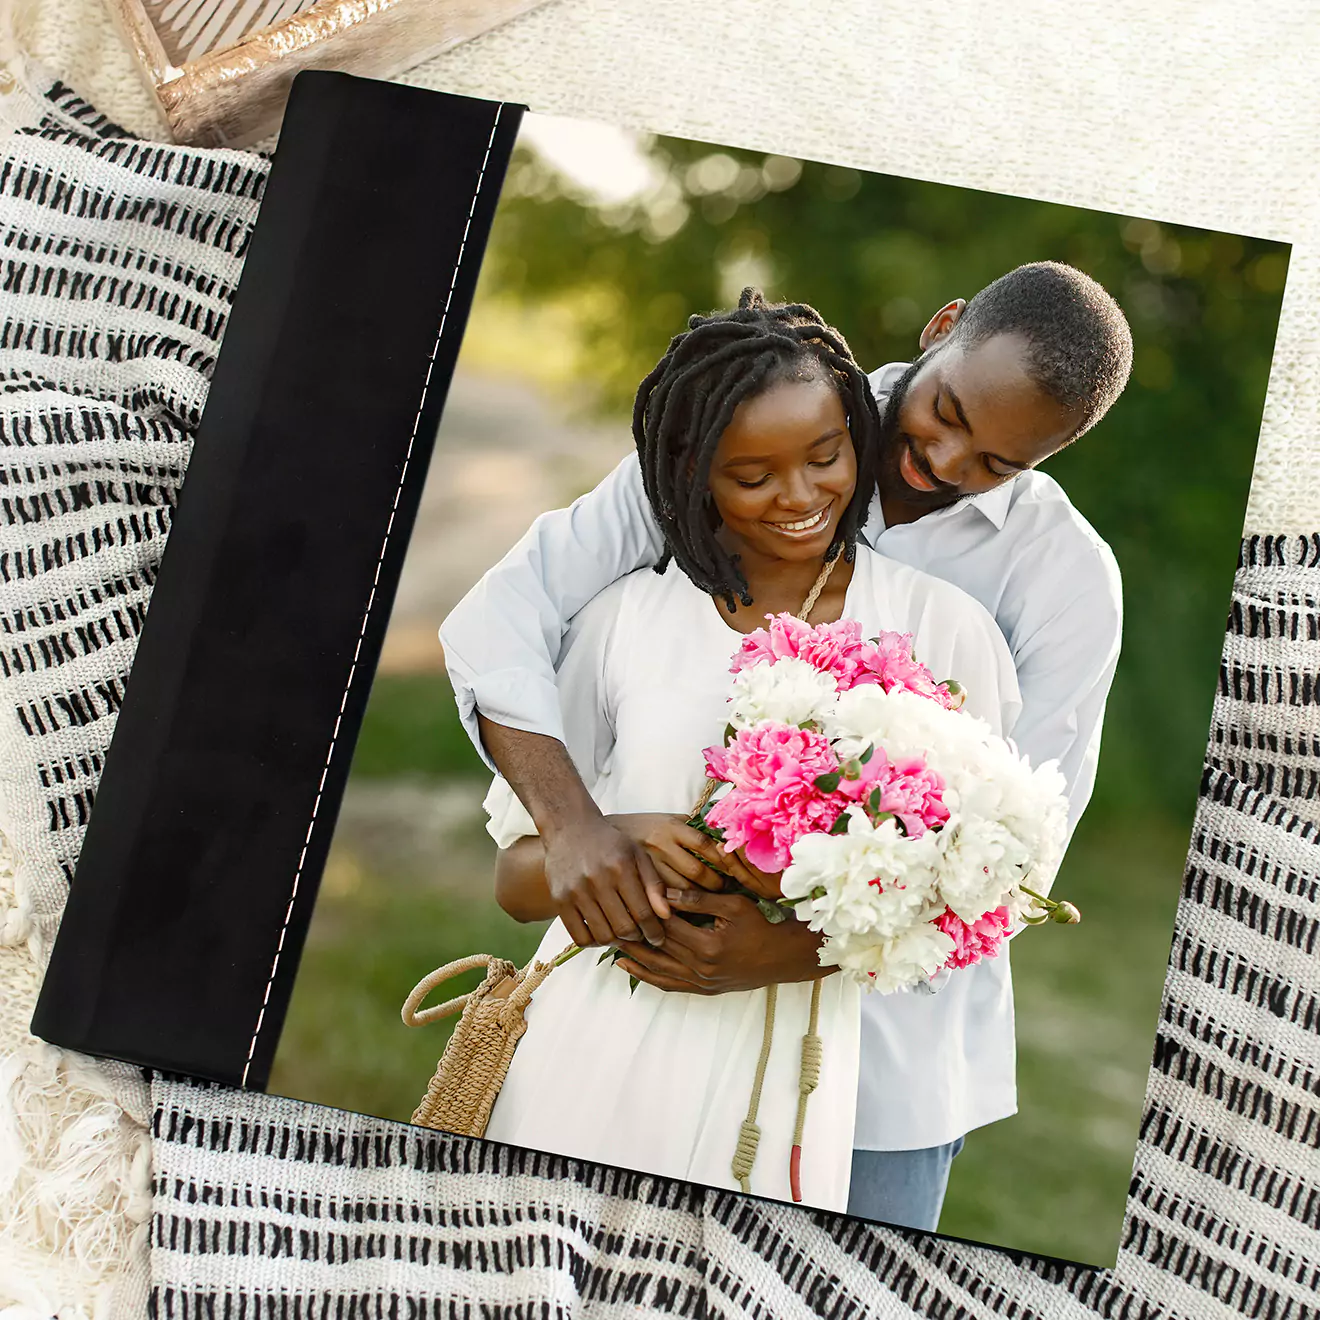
top-left (633, 287), bottom-right (880, 612)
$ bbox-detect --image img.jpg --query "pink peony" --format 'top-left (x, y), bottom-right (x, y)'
top-left (732, 614), bottom-right (957, 705)
top-left (850, 631), bottom-right (959, 707)
top-left (935, 905), bottom-right (1014, 971)
top-left (703, 723), bottom-right (842, 871)
top-left (837, 749), bottom-right (949, 837)
top-left (731, 614), bottom-right (849, 672)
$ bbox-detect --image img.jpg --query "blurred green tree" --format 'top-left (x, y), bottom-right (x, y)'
top-left (479, 135), bottom-right (1288, 821)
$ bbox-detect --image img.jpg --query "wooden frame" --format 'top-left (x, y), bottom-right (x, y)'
top-left (102, 0), bottom-right (550, 146)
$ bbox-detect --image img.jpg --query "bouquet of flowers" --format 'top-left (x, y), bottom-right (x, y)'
top-left (696, 613), bottom-right (1076, 993)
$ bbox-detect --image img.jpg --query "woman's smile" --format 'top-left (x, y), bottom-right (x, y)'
top-left (762, 504), bottom-right (834, 539)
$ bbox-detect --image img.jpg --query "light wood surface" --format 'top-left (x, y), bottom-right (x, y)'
top-left (101, 0), bottom-right (549, 146)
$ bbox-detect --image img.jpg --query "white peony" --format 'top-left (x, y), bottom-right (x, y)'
top-left (933, 816), bottom-right (1029, 921)
top-left (827, 686), bottom-right (994, 771)
top-left (727, 656), bottom-right (839, 731)
top-left (783, 810), bottom-right (940, 942)
top-left (821, 919), bottom-right (956, 993)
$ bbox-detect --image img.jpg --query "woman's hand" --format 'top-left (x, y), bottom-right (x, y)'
top-left (608, 813), bottom-right (752, 894)
top-left (728, 851), bottom-right (784, 902)
top-left (615, 888), bottom-right (829, 995)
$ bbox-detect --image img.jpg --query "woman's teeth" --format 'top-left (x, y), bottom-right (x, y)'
top-left (770, 507), bottom-right (828, 533)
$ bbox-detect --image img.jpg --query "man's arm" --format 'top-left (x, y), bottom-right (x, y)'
top-left (1008, 539), bottom-right (1123, 861)
top-left (440, 453), bottom-right (664, 768)
top-left (480, 717), bottom-right (671, 946)
top-left (445, 454), bottom-right (677, 946)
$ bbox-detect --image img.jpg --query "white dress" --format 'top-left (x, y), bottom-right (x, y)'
top-left (481, 548), bottom-right (1019, 1211)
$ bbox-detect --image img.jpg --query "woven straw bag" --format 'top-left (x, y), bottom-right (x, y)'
top-left (401, 951), bottom-right (559, 1138)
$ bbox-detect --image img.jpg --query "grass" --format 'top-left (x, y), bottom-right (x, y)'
top-left (270, 677), bottom-right (1191, 1268)
top-left (351, 674), bottom-right (490, 781)
top-left (268, 813), bottom-right (546, 1123)
top-left (937, 811), bottom-right (1187, 1265)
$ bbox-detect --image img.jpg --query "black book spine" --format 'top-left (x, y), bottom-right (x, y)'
top-left (32, 71), bottom-right (523, 1090)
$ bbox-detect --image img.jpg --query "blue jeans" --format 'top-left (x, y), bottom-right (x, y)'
top-left (846, 1137), bottom-right (965, 1231)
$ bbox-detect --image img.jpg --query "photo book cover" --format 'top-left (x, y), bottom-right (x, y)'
top-left (31, 77), bottom-right (1290, 1272)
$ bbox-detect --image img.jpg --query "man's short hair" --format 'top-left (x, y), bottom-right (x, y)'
top-left (948, 261), bottom-right (1134, 438)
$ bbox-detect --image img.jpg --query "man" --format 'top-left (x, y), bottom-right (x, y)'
top-left (438, 261), bottom-right (1132, 1230)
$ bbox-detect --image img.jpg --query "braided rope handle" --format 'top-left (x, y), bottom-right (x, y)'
top-left (495, 949), bottom-right (563, 1026)
top-left (401, 954), bottom-right (516, 1027)
top-left (729, 555), bottom-right (838, 1197)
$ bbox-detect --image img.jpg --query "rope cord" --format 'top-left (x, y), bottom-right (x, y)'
top-left (727, 553), bottom-right (839, 1196)
top-left (788, 978), bottom-right (824, 1201)
top-left (795, 553), bottom-right (838, 620)
top-left (731, 983), bottom-right (779, 1192)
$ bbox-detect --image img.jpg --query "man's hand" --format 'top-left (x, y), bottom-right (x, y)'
top-left (475, 717), bottom-right (784, 955)
top-left (479, 717), bottom-right (676, 948)
top-left (727, 852), bottom-right (784, 903)
top-left (544, 812), bottom-right (759, 949)
top-left (614, 888), bottom-right (829, 995)
top-left (542, 812), bottom-right (671, 949)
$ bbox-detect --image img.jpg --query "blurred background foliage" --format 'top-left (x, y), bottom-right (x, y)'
top-left (270, 127), bottom-right (1288, 1268)
top-left (483, 134), bottom-right (1288, 822)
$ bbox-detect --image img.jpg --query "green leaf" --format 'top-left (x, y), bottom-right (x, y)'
top-left (597, 948), bottom-right (615, 965)
top-left (756, 897), bottom-right (790, 924)
top-left (686, 805), bottom-right (727, 845)
top-left (868, 803), bottom-right (896, 830)
top-left (859, 744), bottom-right (874, 764)
top-left (723, 722), bottom-right (737, 744)
top-left (829, 813), bottom-right (851, 835)
top-left (628, 975), bottom-right (640, 995)
top-left (814, 771), bottom-right (842, 793)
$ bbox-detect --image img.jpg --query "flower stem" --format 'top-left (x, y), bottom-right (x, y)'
top-left (1020, 885), bottom-right (1081, 925)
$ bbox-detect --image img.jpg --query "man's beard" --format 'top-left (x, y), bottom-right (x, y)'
top-left (874, 356), bottom-right (969, 514)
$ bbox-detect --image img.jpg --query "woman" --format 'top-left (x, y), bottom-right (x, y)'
top-left (479, 290), bottom-right (1021, 1210)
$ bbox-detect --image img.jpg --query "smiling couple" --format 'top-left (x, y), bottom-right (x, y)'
top-left (437, 262), bottom-right (1132, 1227)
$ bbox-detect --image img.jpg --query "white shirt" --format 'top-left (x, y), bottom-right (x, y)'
top-left (438, 363), bottom-right (1124, 1146)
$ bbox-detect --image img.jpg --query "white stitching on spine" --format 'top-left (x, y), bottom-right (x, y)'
top-left (240, 103), bottom-right (505, 1088)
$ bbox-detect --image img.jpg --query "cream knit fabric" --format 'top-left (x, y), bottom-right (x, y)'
top-left (2, 3), bottom-right (1318, 1318)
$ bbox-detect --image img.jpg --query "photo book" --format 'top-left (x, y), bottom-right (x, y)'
top-left (31, 69), bottom-right (1290, 1269)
